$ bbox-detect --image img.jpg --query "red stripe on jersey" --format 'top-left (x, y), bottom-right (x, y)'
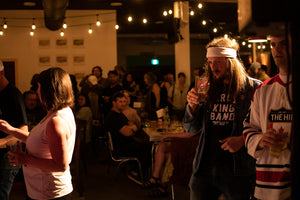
top-left (256, 170), bottom-right (291, 183)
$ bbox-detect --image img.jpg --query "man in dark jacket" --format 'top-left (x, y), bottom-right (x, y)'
top-left (0, 60), bottom-right (28, 200)
top-left (184, 37), bottom-right (261, 200)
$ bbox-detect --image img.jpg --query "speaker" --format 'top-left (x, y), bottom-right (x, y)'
top-left (167, 18), bottom-right (182, 44)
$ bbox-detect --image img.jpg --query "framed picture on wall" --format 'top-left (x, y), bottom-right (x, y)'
top-left (38, 39), bottom-right (50, 48)
top-left (73, 55), bottom-right (85, 65)
top-left (56, 39), bottom-right (67, 48)
top-left (56, 55), bottom-right (68, 65)
top-left (39, 56), bottom-right (51, 66)
top-left (73, 39), bottom-right (84, 48)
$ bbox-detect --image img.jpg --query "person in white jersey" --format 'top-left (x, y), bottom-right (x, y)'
top-left (0, 67), bottom-right (76, 200)
top-left (243, 34), bottom-right (292, 200)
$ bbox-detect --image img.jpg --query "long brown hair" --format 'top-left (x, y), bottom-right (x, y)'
top-left (206, 37), bottom-right (252, 103)
top-left (38, 67), bottom-right (74, 111)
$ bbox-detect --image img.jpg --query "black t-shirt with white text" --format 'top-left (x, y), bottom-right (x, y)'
top-left (199, 92), bottom-right (235, 176)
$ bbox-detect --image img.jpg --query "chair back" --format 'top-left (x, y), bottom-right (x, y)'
top-left (107, 131), bottom-right (114, 154)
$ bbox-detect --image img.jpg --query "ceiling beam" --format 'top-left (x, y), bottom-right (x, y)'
top-left (201, 0), bottom-right (237, 3)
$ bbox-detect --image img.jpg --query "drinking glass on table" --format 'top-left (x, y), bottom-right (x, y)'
top-left (195, 76), bottom-right (209, 102)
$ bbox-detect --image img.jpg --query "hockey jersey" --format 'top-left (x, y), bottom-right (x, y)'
top-left (243, 74), bottom-right (292, 200)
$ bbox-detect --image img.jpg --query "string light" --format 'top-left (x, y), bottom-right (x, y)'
top-left (0, 3), bottom-right (244, 43)
top-left (0, 30), bottom-right (3, 36)
top-left (60, 29), bottom-right (64, 37)
top-left (30, 29), bottom-right (34, 36)
top-left (63, 21), bottom-right (67, 29)
top-left (31, 18), bottom-right (36, 30)
top-left (3, 18), bottom-right (7, 29)
top-left (242, 41), bottom-right (246, 46)
top-left (96, 14), bottom-right (101, 26)
top-left (88, 24), bottom-right (93, 34)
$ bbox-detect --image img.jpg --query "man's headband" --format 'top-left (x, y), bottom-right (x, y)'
top-left (206, 47), bottom-right (237, 58)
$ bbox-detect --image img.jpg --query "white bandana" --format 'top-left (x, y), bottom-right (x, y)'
top-left (206, 47), bottom-right (237, 58)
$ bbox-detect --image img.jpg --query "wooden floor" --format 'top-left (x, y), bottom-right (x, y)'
top-left (9, 145), bottom-right (190, 200)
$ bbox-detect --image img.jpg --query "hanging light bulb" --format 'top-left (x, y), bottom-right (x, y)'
top-left (168, 10), bottom-right (173, 15)
top-left (0, 30), bottom-right (3, 36)
top-left (190, 10), bottom-right (195, 16)
top-left (31, 18), bottom-right (36, 30)
top-left (163, 10), bottom-right (168, 16)
top-left (3, 18), bottom-right (7, 29)
top-left (88, 25), bottom-right (93, 34)
top-left (128, 16), bottom-right (133, 22)
top-left (224, 34), bottom-right (228, 39)
top-left (242, 41), bottom-right (246, 46)
top-left (96, 14), bottom-right (101, 26)
top-left (63, 21), bottom-right (67, 29)
top-left (60, 29), bottom-right (64, 37)
top-left (198, 3), bottom-right (203, 9)
top-left (30, 29), bottom-right (34, 36)
top-left (115, 24), bottom-right (119, 30)
top-left (202, 20), bottom-right (207, 26)
top-left (213, 27), bottom-right (218, 33)
top-left (96, 20), bottom-right (101, 26)
top-left (142, 18), bottom-right (147, 24)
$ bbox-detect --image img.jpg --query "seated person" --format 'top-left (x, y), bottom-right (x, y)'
top-left (104, 91), bottom-right (151, 177)
top-left (145, 131), bottom-right (199, 197)
top-left (121, 90), bottom-right (141, 130)
top-left (74, 92), bottom-right (93, 144)
top-left (23, 90), bottom-right (46, 131)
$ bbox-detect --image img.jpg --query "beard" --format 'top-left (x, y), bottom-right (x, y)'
top-left (212, 74), bottom-right (226, 85)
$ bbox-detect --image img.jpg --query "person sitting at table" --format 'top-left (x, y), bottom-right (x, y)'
top-left (145, 131), bottom-right (198, 198)
top-left (104, 91), bottom-right (151, 178)
top-left (121, 90), bottom-right (141, 130)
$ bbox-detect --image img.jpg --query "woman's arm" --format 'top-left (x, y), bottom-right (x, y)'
top-left (9, 117), bottom-right (72, 172)
top-left (0, 120), bottom-right (29, 143)
top-left (152, 83), bottom-right (160, 108)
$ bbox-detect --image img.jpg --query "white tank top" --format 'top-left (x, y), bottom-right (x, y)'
top-left (23, 107), bottom-right (76, 200)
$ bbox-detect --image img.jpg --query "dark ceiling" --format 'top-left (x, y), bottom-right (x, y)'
top-left (0, 0), bottom-right (238, 36)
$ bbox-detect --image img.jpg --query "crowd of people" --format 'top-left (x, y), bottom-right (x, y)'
top-left (0, 33), bottom-right (293, 200)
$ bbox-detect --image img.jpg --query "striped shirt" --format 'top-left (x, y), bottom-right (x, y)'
top-left (243, 74), bottom-right (292, 200)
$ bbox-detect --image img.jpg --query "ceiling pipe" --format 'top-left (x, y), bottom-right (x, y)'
top-left (43, 0), bottom-right (69, 31)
